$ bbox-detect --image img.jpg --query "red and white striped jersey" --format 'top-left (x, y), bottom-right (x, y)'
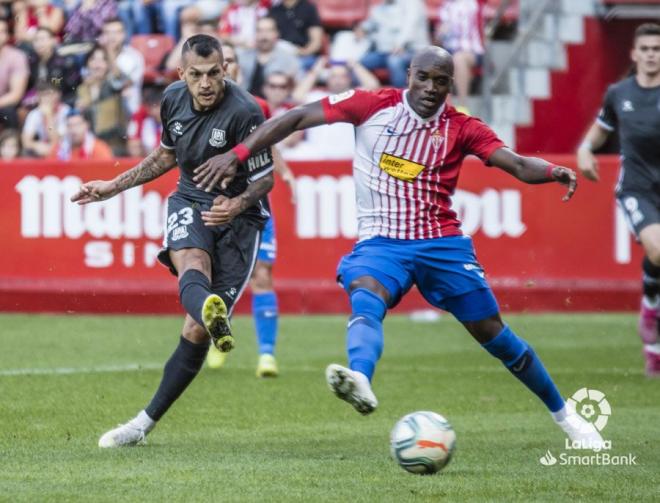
top-left (320, 88), bottom-right (505, 241)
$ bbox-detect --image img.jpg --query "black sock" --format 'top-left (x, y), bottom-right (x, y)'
top-left (642, 257), bottom-right (660, 299)
top-left (145, 336), bottom-right (209, 421)
top-left (179, 269), bottom-right (212, 327)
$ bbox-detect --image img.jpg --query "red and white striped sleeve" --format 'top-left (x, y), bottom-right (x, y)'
top-left (320, 88), bottom-right (402, 126)
top-left (459, 117), bottom-right (506, 163)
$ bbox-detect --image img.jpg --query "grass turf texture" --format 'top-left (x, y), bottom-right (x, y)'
top-left (0, 313), bottom-right (656, 502)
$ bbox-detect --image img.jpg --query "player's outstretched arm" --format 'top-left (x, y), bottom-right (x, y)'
top-left (488, 147), bottom-right (577, 202)
top-left (576, 122), bottom-right (610, 182)
top-left (194, 102), bottom-right (326, 192)
top-left (70, 146), bottom-right (177, 205)
top-left (201, 172), bottom-right (275, 226)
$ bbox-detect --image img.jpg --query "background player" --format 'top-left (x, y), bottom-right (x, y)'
top-left (71, 35), bottom-right (275, 447)
top-left (195, 46), bottom-right (605, 448)
top-left (204, 42), bottom-right (297, 377)
top-left (577, 23), bottom-right (660, 377)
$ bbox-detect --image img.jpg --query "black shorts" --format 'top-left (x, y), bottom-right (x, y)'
top-left (617, 190), bottom-right (660, 238)
top-left (158, 193), bottom-right (261, 313)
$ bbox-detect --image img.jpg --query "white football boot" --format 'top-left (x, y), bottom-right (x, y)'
top-left (554, 406), bottom-right (605, 450)
top-left (325, 364), bottom-right (378, 415)
top-left (98, 411), bottom-right (155, 448)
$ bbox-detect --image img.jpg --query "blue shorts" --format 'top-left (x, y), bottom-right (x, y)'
top-left (336, 235), bottom-right (499, 322)
top-left (257, 216), bottom-right (276, 263)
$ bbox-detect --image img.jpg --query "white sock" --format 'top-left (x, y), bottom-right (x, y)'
top-left (645, 343), bottom-right (660, 354)
top-left (550, 404), bottom-right (568, 423)
top-left (134, 410), bottom-right (156, 431)
top-left (643, 295), bottom-right (659, 309)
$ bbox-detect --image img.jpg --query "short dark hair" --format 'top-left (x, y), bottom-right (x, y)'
top-left (66, 108), bottom-right (92, 124)
top-left (83, 44), bottom-right (108, 68)
top-left (182, 34), bottom-right (222, 60)
top-left (36, 81), bottom-right (61, 94)
top-left (634, 23), bottom-right (660, 41)
top-left (35, 26), bottom-right (55, 37)
top-left (103, 17), bottom-right (124, 27)
top-left (143, 85), bottom-right (164, 105)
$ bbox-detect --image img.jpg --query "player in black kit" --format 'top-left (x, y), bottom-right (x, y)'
top-left (71, 35), bottom-right (275, 446)
top-left (578, 23), bottom-right (660, 376)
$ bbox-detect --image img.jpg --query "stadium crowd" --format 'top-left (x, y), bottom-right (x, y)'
top-left (0, 0), bottom-right (488, 162)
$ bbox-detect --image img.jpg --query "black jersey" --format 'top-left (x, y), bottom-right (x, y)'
top-left (598, 76), bottom-right (660, 193)
top-left (160, 79), bottom-right (273, 222)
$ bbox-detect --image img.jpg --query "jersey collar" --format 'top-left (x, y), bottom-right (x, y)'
top-left (402, 90), bottom-right (446, 123)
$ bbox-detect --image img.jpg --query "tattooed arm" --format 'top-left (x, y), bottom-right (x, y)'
top-left (70, 146), bottom-right (177, 204)
top-left (201, 172), bottom-right (275, 226)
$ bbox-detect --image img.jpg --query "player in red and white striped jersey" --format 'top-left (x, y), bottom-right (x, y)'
top-left (196, 47), bottom-right (604, 448)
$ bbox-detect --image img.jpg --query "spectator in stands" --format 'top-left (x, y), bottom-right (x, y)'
top-left (219, 0), bottom-right (270, 50)
top-left (12, 0), bottom-right (65, 44)
top-left (179, 1), bottom-right (229, 28)
top-left (436, 0), bottom-right (484, 113)
top-left (238, 16), bottom-right (299, 97)
top-left (26, 27), bottom-right (81, 107)
top-left (126, 85), bottom-right (163, 157)
top-left (161, 20), bottom-right (199, 73)
top-left (292, 56), bottom-right (380, 104)
top-left (0, 19), bottom-right (30, 131)
top-left (117, 0), bottom-right (160, 39)
top-left (159, 0), bottom-right (196, 40)
top-left (0, 129), bottom-right (21, 161)
top-left (0, 0), bottom-right (11, 22)
top-left (99, 18), bottom-right (145, 115)
top-left (161, 18), bottom-right (218, 75)
top-left (268, 0), bottom-right (322, 70)
top-left (51, 109), bottom-right (113, 161)
top-left (283, 57), bottom-right (379, 160)
top-left (358, 0), bottom-right (430, 88)
top-left (63, 0), bottom-right (117, 44)
top-left (76, 45), bottom-right (129, 155)
top-left (262, 71), bottom-right (302, 148)
top-left (21, 82), bottom-right (69, 158)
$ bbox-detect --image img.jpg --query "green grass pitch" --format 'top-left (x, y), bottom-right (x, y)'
top-left (0, 312), bottom-right (657, 502)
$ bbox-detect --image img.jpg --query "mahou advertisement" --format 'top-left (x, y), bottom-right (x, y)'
top-left (0, 156), bottom-right (641, 313)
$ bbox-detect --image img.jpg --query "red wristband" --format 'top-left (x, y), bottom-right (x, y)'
top-left (545, 165), bottom-right (556, 180)
top-left (232, 143), bottom-right (251, 163)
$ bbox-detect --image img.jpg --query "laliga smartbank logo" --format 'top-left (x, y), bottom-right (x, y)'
top-left (538, 388), bottom-right (638, 467)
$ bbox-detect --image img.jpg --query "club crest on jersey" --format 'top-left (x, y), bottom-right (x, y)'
top-left (170, 121), bottom-right (184, 136)
top-left (621, 100), bottom-right (634, 112)
top-left (430, 129), bottom-right (445, 151)
top-left (209, 128), bottom-right (227, 148)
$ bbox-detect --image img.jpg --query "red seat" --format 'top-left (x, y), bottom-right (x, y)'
top-left (313, 0), bottom-right (370, 29)
top-left (130, 34), bottom-right (176, 84)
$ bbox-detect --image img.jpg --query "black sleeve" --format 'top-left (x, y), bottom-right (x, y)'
top-left (160, 93), bottom-right (175, 150)
top-left (235, 111), bottom-right (274, 182)
top-left (306, 3), bottom-right (322, 27)
top-left (597, 85), bottom-right (617, 132)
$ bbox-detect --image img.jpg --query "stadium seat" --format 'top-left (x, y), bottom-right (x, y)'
top-left (130, 34), bottom-right (176, 85)
top-left (313, 0), bottom-right (370, 29)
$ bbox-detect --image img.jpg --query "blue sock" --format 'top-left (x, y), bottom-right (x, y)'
top-left (482, 326), bottom-right (565, 413)
top-left (252, 291), bottom-right (278, 355)
top-left (347, 288), bottom-right (387, 381)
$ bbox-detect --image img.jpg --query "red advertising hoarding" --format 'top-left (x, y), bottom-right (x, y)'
top-left (0, 156), bottom-right (641, 314)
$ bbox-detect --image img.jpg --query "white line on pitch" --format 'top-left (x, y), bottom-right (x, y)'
top-left (0, 363), bottom-right (164, 376)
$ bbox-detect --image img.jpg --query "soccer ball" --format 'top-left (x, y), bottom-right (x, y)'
top-left (390, 411), bottom-right (456, 474)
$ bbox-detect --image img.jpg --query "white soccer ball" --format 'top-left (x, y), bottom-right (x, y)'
top-left (390, 411), bottom-right (456, 474)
